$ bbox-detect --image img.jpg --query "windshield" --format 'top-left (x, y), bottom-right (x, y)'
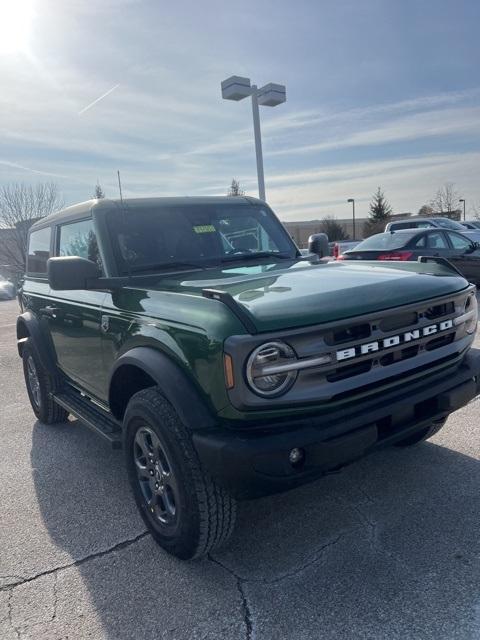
top-left (433, 218), bottom-right (466, 230)
top-left (106, 204), bottom-right (298, 274)
top-left (351, 232), bottom-right (418, 251)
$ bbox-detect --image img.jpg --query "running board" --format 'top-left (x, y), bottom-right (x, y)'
top-left (53, 390), bottom-right (123, 449)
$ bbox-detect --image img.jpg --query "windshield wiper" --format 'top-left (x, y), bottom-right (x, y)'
top-left (220, 252), bottom-right (294, 264)
top-left (129, 262), bottom-right (206, 274)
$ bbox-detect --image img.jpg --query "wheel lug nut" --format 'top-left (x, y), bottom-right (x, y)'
top-left (149, 470), bottom-right (154, 476)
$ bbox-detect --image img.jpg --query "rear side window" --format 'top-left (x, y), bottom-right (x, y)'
top-left (412, 235), bottom-right (427, 248)
top-left (416, 222), bottom-right (435, 228)
top-left (447, 232), bottom-right (472, 250)
top-left (354, 232), bottom-right (419, 251)
top-left (58, 219), bottom-right (103, 271)
top-left (426, 232), bottom-right (448, 249)
top-left (27, 227), bottom-right (51, 275)
top-left (390, 222), bottom-right (416, 230)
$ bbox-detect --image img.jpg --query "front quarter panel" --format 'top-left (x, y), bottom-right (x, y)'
top-left (100, 287), bottom-right (246, 413)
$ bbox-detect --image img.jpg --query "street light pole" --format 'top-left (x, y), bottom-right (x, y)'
top-left (250, 85), bottom-right (265, 201)
top-left (459, 198), bottom-right (466, 221)
top-left (221, 76), bottom-right (286, 202)
top-left (347, 198), bottom-right (356, 239)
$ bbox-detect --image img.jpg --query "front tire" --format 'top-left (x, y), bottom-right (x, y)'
top-left (394, 417), bottom-right (447, 447)
top-left (124, 387), bottom-right (236, 560)
top-left (22, 340), bottom-right (68, 424)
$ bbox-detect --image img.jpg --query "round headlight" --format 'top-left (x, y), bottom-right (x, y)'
top-left (246, 341), bottom-right (297, 397)
top-left (464, 293), bottom-right (478, 335)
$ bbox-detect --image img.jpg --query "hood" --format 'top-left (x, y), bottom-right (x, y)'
top-left (152, 259), bottom-right (468, 333)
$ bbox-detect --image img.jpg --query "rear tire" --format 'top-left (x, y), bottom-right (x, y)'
top-left (22, 340), bottom-right (69, 424)
top-left (124, 387), bottom-right (236, 560)
top-left (394, 417), bottom-right (447, 447)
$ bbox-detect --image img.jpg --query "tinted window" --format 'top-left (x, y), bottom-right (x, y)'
top-left (412, 235), bottom-right (427, 248)
top-left (27, 227), bottom-right (51, 275)
top-left (106, 204), bottom-right (297, 274)
top-left (447, 232), bottom-right (473, 250)
top-left (416, 222), bottom-right (435, 228)
top-left (353, 232), bottom-right (418, 251)
top-left (433, 218), bottom-right (466, 231)
top-left (58, 219), bottom-right (103, 271)
top-left (390, 222), bottom-right (417, 230)
top-left (426, 232), bottom-right (448, 249)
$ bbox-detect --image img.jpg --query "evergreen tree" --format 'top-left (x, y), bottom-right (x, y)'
top-left (227, 179), bottom-right (244, 197)
top-left (363, 187), bottom-right (392, 237)
top-left (93, 182), bottom-right (105, 199)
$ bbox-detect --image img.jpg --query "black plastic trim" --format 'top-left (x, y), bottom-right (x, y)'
top-left (16, 311), bottom-right (58, 379)
top-left (202, 288), bottom-right (258, 334)
top-left (193, 348), bottom-right (480, 499)
top-left (108, 347), bottom-right (216, 430)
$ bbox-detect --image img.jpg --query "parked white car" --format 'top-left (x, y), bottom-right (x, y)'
top-left (0, 277), bottom-right (15, 300)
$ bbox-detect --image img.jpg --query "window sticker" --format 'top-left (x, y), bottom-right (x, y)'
top-left (193, 224), bottom-right (216, 234)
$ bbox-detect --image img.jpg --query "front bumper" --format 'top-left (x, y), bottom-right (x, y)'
top-left (193, 348), bottom-right (480, 499)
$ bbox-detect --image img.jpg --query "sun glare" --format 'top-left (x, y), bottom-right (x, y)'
top-left (0, 0), bottom-right (34, 55)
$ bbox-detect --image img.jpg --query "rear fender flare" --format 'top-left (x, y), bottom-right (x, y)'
top-left (16, 311), bottom-right (58, 378)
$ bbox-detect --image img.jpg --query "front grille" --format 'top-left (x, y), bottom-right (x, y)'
top-left (425, 301), bottom-right (455, 319)
top-left (326, 323), bottom-right (371, 345)
top-left (330, 352), bottom-right (461, 402)
top-left (292, 289), bottom-right (473, 403)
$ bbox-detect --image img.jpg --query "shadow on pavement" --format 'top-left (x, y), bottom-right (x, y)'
top-left (31, 417), bottom-right (480, 639)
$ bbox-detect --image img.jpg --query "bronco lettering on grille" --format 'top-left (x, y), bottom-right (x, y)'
top-left (336, 319), bottom-right (454, 362)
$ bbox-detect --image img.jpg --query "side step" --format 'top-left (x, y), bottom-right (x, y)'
top-left (53, 389), bottom-right (123, 449)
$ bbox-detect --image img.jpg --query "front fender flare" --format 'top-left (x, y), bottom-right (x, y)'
top-left (109, 347), bottom-right (217, 431)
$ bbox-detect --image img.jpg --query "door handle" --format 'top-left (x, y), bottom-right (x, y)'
top-left (39, 306), bottom-right (62, 318)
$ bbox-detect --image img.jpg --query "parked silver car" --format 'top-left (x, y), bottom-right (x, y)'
top-left (385, 216), bottom-right (480, 242)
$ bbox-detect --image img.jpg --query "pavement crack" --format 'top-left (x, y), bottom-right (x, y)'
top-left (263, 534), bottom-right (344, 584)
top-left (51, 572), bottom-right (58, 623)
top-left (0, 531), bottom-right (149, 593)
top-left (209, 534), bottom-right (344, 586)
top-left (237, 580), bottom-right (253, 640)
top-left (7, 591), bottom-right (20, 640)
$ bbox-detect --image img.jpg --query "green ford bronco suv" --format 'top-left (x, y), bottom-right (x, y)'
top-left (18, 196), bottom-right (480, 559)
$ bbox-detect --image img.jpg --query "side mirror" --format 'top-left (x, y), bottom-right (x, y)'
top-left (308, 233), bottom-right (329, 258)
top-left (48, 256), bottom-right (101, 290)
top-left (466, 242), bottom-right (479, 254)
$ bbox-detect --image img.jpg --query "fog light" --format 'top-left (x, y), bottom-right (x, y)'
top-left (289, 447), bottom-right (305, 466)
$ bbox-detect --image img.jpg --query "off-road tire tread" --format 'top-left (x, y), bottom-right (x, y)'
top-left (22, 340), bottom-right (68, 424)
top-left (125, 387), bottom-right (236, 559)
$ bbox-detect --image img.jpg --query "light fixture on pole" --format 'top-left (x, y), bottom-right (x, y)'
top-left (347, 198), bottom-right (356, 239)
top-left (459, 198), bottom-right (466, 221)
top-left (221, 75), bottom-right (286, 202)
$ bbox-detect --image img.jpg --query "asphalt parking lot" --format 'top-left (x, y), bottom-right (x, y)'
top-left (1, 297), bottom-right (480, 640)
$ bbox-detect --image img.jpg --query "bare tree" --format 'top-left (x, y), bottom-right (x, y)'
top-left (0, 182), bottom-right (63, 272)
top-left (227, 178), bottom-right (245, 197)
top-left (318, 215), bottom-right (349, 241)
top-left (430, 183), bottom-right (462, 218)
top-left (418, 204), bottom-right (434, 216)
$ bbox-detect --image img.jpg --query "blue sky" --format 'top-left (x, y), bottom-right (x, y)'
top-left (0, 0), bottom-right (479, 220)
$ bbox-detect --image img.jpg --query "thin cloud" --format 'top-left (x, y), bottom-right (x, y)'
top-left (78, 84), bottom-right (120, 115)
top-left (0, 159), bottom-right (72, 180)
